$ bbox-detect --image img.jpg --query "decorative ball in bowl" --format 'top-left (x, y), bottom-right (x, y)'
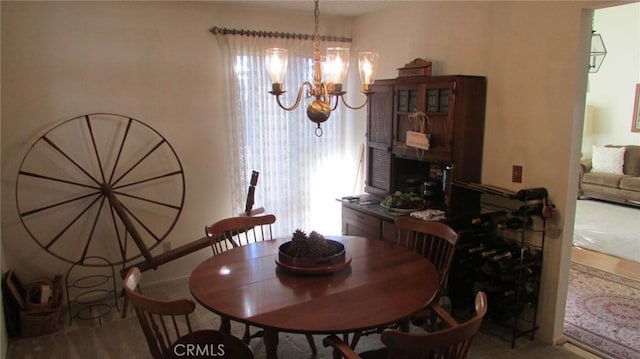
top-left (277, 230), bottom-right (348, 273)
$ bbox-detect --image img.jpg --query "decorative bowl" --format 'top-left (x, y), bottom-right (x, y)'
top-left (276, 240), bottom-right (350, 274)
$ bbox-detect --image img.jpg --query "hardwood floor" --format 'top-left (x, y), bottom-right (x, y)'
top-left (571, 245), bottom-right (640, 281)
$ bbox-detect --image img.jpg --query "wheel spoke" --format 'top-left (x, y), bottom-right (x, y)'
top-left (113, 191), bottom-right (181, 211)
top-left (111, 138), bottom-right (166, 187)
top-left (107, 117), bottom-right (133, 184)
top-left (44, 194), bottom-right (103, 250)
top-left (43, 136), bottom-right (101, 186)
top-left (85, 115), bottom-right (107, 183)
top-left (19, 171), bottom-right (101, 191)
top-left (113, 170), bottom-right (183, 191)
top-left (78, 196), bottom-right (106, 264)
top-left (20, 191), bottom-right (101, 217)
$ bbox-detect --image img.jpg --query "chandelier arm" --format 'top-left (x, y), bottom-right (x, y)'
top-left (275, 82), bottom-right (314, 111)
top-left (340, 94), bottom-right (370, 110)
top-left (329, 95), bottom-right (340, 112)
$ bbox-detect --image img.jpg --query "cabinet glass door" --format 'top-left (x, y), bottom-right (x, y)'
top-left (397, 89), bottom-right (419, 112)
top-left (427, 88), bottom-right (450, 113)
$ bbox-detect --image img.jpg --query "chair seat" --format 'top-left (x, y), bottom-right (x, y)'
top-left (170, 329), bottom-right (254, 359)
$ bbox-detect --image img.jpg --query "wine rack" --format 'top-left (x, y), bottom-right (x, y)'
top-left (449, 183), bottom-right (548, 348)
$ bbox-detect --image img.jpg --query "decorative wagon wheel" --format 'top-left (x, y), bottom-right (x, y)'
top-left (16, 113), bottom-right (185, 267)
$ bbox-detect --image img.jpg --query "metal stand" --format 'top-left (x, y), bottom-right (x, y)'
top-left (65, 256), bottom-right (120, 325)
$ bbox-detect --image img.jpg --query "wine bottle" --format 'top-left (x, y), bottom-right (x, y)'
top-left (468, 243), bottom-right (486, 254)
top-left (480, 249), bottom-right (498, 258)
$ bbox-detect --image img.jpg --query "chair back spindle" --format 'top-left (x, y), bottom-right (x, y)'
top-left (205, 214), bottom-right (276, 255)
top-left (395, 218), bottom-right (459, 293)
top-left (382, 291), bottom-right (487, 359)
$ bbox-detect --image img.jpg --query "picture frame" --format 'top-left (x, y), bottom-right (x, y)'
top-left (632, 83), bottom-right (640, 132)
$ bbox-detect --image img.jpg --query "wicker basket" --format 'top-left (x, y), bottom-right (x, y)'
top-left (19, 275), bottom-right (63, 337)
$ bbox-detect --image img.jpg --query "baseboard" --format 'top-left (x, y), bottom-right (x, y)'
top-left (561, 335), bottom-right (611, 359)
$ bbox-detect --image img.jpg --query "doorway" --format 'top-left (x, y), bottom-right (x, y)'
top-left (565, 3), bottom-right (640, 357)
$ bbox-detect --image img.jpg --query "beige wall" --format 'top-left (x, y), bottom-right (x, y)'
top-left (0, 0), bottom-right (630, 351)
top-left (0, 2), bottom-right (351, 284)
top-left (349, 0), bottom-right (613, 344)
top-left (0, 3), bottom-right (350, 351)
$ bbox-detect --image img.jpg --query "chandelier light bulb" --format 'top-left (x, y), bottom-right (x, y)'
top-left (265, 48), bottom-right (288, 86)
top-left (325, 47), bottom-right (349, 86)
top-left (358, 52), bottom-right (379, 90)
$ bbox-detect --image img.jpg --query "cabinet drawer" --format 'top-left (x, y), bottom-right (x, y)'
top-left (342, 206), bottom-right (380, 228)
top-left (381, 220), bottom-right (397, 243)
top-left (342, 206), bottom-right (381, 240)
top-left (343, 220), bottom-right (380, 240)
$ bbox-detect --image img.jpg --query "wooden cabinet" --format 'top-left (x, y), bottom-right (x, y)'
top-left (393, 77), bottom-right (456, 161)
top-left (365, 79), bottom-right (395, 197)
top-left (347, 73), bottom-right (487, 240)
top-left (380, 220), bottom-right (397, 243)
top-left (365, 74), bottom-right (486, 212)
top-left (342, 206), bottom-right (381, 240)
top-left (341, 203), bottom-right (397, 242)
top-left (391, 75), bottom-right (486, 180)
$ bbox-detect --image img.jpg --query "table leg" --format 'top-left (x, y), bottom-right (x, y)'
top-left (263, 328), bottom-right (279, 359)
top-left (219, 316), bottom-right (231, 334)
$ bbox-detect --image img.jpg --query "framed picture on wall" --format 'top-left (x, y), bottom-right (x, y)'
top-left (633, 83), bottom-right (640, 132)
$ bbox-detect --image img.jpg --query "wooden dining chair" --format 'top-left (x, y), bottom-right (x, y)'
top-left (323, 291), bottom-right (487, 359)
top-left (394, 218), bottom-right (460, 296)
top-left (395, 218), bottom-right (460, 331)
top-left (204, 214), bottom-right (276, 255)
top-left (123, 267), bottom-right (254, 359)
top-left (350, 218), bottom-right (460, 347)
top-left (204, 214), bottom-right (317, 354)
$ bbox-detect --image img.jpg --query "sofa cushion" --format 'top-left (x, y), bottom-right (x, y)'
top-left (581, 172), bottom-right (623, 188)
top-left (592, 145), bottom-right (625, 174)
top-left (620, 176), bottom-right (640, 192)
top-left (623, 145), bottom-right (640, 176)
top-left (605, 145), bottom-right (640, 175)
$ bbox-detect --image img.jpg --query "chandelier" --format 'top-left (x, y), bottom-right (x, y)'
top-left (589, 30), bottom-right (607, 73)
top-left (265, 0), bottom-right (379, 136)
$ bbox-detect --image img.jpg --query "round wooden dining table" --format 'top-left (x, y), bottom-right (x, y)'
top-left (189, 236), bottom-right (438, 358)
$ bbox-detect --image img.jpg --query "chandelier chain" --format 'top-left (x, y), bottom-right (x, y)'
top-left (314, 0), bottom-right (320, 51)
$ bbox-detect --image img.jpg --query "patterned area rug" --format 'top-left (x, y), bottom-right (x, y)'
top-left (564, 262), bottom-right (640, 359)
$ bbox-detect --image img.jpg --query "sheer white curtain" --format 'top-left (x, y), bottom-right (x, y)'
top-left (217, 34), bottom-right (350, 238)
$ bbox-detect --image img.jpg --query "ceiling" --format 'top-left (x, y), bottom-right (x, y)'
top-left (213, 0), bottom-right (401, 17)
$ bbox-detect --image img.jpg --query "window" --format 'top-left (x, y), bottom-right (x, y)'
top-left (218, 34), bottom-right (349, 237)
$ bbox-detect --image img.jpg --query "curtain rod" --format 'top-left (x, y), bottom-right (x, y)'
top-left (210, 26), bottom-right (352, 43)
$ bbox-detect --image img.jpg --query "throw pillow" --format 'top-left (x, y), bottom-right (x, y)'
top-left (592, 145), bottom-right (625, 174)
